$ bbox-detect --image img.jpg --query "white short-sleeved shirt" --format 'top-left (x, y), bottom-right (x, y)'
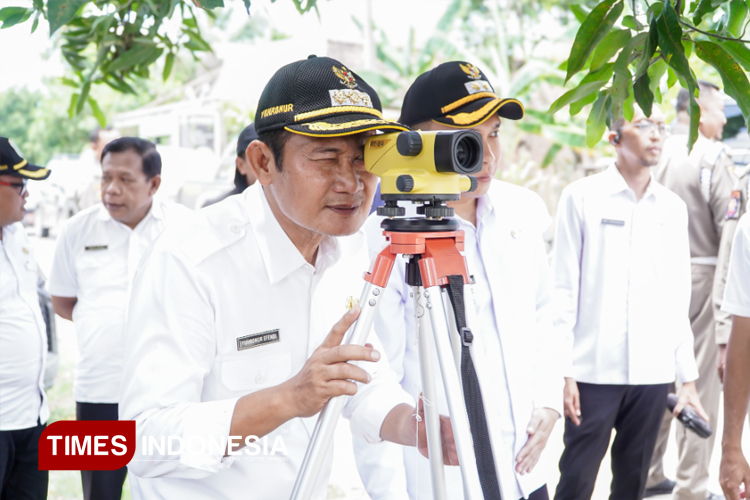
top-left (0, 223), bottom-right (49, 430)
top-left (722, 213), bottom-right (750, 317)
top-left (47, 200), bottom-right (191, 403)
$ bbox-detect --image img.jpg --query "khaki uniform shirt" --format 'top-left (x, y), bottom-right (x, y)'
top-left (714, 166), bottom-right (750, 344)
top-left (654, 134), bottom-right (736, 260)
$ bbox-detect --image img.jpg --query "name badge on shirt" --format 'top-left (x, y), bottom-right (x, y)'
top-left (85, 245), bottom-right (108, 251)
top-left (601, 218), bottom-right (625, 226)
top-left (237, 329), bottom-right (280, 351)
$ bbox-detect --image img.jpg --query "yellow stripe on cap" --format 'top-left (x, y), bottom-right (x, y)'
top-left (444, 98), bottom-right (524, 126)
top-left (440, 92), bottom-right (497, 114)
top-left (294, 106), bottom-right (383, 122)
top-left (16, 167), bottom-right (49, 179)
top-left (13, 159), bottom-right (28, 170)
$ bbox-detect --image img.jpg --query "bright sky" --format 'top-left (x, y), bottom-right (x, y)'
top-left (0, 0), bottom-right (456, 93)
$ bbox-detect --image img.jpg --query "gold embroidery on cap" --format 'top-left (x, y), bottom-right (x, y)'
top-left (332, 65), bottom-right (358, 89)
top-left (260, 104), bottom-right (294, 119)
top-left (439, 92), bottom-right (497, 114)
top-left (303, 118), bottom-right (391, 131)
top-left (459, 63), bottom-right (481, 80)
top-left (294, 106), bottom-right (382, 122)
top-left (329, 89), bottom-right (373, 108)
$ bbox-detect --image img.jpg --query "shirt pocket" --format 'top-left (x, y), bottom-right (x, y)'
top-left (75, 252), bottom-right (113, 291)
top-left (220, 350), bottom-right (293, 393)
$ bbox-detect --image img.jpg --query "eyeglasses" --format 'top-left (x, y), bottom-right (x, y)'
top-left (631, 120), bottom-right (670, 138)
top-left (0, 179), bottom-right (28, 196)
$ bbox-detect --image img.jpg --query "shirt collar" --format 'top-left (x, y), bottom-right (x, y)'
top-left (96, 199), bottom-right (162, 225)
top-left (246, 185), bottom-right (339, 285)
top-left (603, 163), bottom-right (658, 200)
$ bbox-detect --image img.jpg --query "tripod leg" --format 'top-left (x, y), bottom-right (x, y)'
top-left (290, 282), bottom-right (385, 500)
top-left (412, 286), bottom-right (448, 500)
top-left (424, 285), bottom-right (484, 500)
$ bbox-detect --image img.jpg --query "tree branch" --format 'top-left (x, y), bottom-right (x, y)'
top-left (679, 18), bottom-right (750, 43)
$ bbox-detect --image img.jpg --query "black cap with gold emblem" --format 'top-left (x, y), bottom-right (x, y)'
top-left (399, 61), bottom-right (524, 128)
top-left (254, 55), bottom-right (409, 137)
top-left (0, 137), bottom-right (50, 180)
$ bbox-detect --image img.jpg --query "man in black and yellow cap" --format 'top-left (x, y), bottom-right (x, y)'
top-left (0, 138), bottom-right (51, 500)
top-left (119, 56), bottom-right (458, 500)
top-left (357, 61), bottom-right (561, 500)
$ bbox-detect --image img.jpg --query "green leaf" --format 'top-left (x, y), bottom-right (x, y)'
top-left (610, 32), bottom-right (648, 122)
top-left (549, 80), bottom-right (612, 114)
top-left (192, 0), bottom-right (224, 9)
top-left (566, 0), bottom-right (624, 83)
top-left (48, 0), bottom-right (91, 34)
top-left (590, 29), bottom-right (632, 71)
top-left (688, 90), bottom-right (700, 152)
top-left (88, 96), bottom-right (106, 128)
top-left (695, 40), bottom-right (750, 126)
top-left (184, 29), bottom-right (212, 51)
top-left (162, 52), bottom-right (175, 81)
top-left (0, 7), bottom-right (32, 29)
top-left (634, 72), bottom-right (654, 116)
top-left (621, 15), bottom-right (639, 29)
top-left (75, 79), bottom-right (91, 114)
top-left (571, 4), bottom-right (590, 23)
top-left (667, 67), bottom-right (678, 88)
top-left (727, 0), bottom-right (748, 36)
top-left (541, 144), bottom-right (563, 168)
top-left (106, 45), bottom-right (157, 72)
top-left (570, 63), bottom-right (616, 115)
top-left (648, 1), bottom-right (665, 21)
top-left (587, 92), bottom-right (611, 147)
top-left (67, 93), bottom-right (79, 118)
top-left (635, 17), bottom-right (659, 78)
top-left (623, 79), bottom-right (635, 121)
top-left (648, 59), bottom-right (668, 91)
top-left (718, 40), bottom-right (750, 71)
top-left (693, 0), bottom-right (725, 25)
top-left (30, 11), bottom-right (39, 33)
top-left (656, 0), bottom-right (698, 91)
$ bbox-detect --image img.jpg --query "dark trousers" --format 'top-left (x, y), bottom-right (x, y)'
top-left (0, 422), bottom-right (48, 500)
top-left (76, 403), bottom-right (127, 500)
top-left (554, 382), bottom-right (670, 500)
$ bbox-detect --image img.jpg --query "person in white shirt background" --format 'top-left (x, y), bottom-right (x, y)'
top-left (356, 61), bottom-right (561, 500)
top-left (552, 105), bottom-right (708, 500)
top-left (118, 55), bottom-right (459, 500)
top-left (718, 213), bottom-right (750, 500)
top-left (0, 137), bottom-right (52, 500)
top-left (47, 137), bottom-right (192, 500)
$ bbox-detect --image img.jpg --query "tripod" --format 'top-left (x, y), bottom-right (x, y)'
top-left (291, 215), bottom-right (503, 500)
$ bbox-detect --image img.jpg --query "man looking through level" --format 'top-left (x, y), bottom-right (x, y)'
top-left (119, 55), bottom-right (458, 500)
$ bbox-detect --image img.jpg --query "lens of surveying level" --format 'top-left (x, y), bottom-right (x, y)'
top-left (434, 130), bottom-right (483, 175)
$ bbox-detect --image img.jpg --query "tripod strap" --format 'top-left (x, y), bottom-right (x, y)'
top-left (445, 275), bottom-right (502, 500)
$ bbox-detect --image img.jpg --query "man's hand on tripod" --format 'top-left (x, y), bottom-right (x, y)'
top-left (515, 408), bottom-right (559, 475)
top-left (282, 305), bottom-right (380, 418)
top-left (417, 396), bottom-right (459, 466)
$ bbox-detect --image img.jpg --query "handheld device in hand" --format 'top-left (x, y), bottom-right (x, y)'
top-left (666, 393), bottom-right (713, 439)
